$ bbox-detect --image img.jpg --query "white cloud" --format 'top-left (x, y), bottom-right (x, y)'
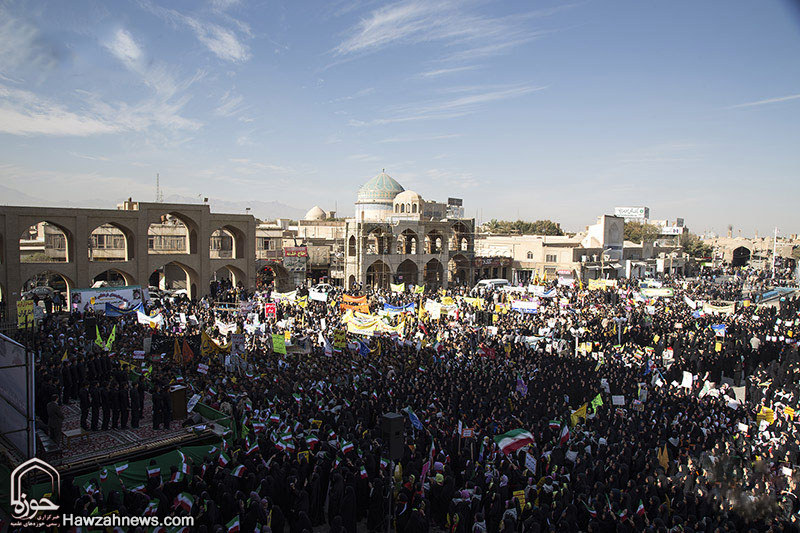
top-left (729, 93), bottom-right (800, 109)
top-left (329, 87), bottom-right (375, 103)
top-left (333, 0), bottom-right (545, 61)
top-left (141, 1), bottom-right (251, 63)
top-left (348, 153), bottom-right (381, 162)
top-left (0, 7), bottom-right (61, 77)
top-left (106, 29), bottom-right (143, 70)
top-left (416, 65), bottom-right (480, 78)
top-left (351, 84), bottom-right (546, 126)
top-left (0, 85), bottom-right (118, 136)
top-left (0, 84), bottom-right (200, 136)
top-left (215, 90), bottom-right (245, 117)
top-left (229, 158), bottom-right (295, 175)
top-left (378, 133), bottom-right (462, 143)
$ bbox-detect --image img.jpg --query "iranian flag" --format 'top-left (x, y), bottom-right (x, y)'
top-left (549, 420), bottom-right (561, 431)
top-left (170, 471), bottom-right (184, 483)
top-left (269, 413), bottom-right (280, 423)
top-left (231, 465), bottom-right (246, 477)
top-left (99, 469), bottom-right (108, 482)
top-left (306, 435), bottom-right (319, 447)
top-left (493, 429), bottom-right (535, 454)
top-left (115, 463), bottom-right (128, 474)
top-left (226, 516), bottom-right (241, 533)
top-left (342, 441), bottom-right (355, 454)
top-left (380, 458), bottom-right (388, 469)
top-left (583, 501), bottom-right (597, 518)
top-left (636, 500), bottom-right (645, 517)
top-left (147, 466), bottom-right (161, 478)
top-left (174, 492), bottom-right (194, 512)
top-left (144, 499), bottom-right (159, 516)
top-left (559, 425), bottom-right (570, 446)
top-left (360, 466), bottom-right (368, 479)
top-left (219, 452), bottom-right (230, 467)
top-left (246, 442), bottom-right (260, 455)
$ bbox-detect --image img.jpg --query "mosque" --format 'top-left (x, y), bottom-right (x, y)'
top-left (343, 171), bottom-right (475, 289)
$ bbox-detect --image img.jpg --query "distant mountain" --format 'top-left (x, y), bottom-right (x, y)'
top-left (164, 194), bottom-right (304, 221)
top-left (0, 185), bottom-right (304, 221)
top-left (0, 184), bottom-right (48, 206)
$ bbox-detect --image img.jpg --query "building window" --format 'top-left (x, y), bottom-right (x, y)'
top-left (545, 254), bottom-right (557, 263)
top-left (400, 204), bottom-right (405, 213)
top-left (46, 233), bottom-right (66, 250)
top-left (148, 235), bottom-right (186, 251)
top-left (526, 251), bottom-right (534, 259)
top-left (412, 204), bottom-right (417, 213)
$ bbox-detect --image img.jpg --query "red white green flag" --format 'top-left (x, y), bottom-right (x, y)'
top-left (493, 429), bottom-right (534, 454)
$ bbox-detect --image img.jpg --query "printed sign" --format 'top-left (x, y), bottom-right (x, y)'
top-left (16, 300), bottom-right (35, 329)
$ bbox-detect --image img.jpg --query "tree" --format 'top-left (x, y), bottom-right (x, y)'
top-left (482, 219), bottom-right (564, 236)
top-left (680, 232), bottom-right (713, 258)
top-left (623, 221), bottom-right (660, 244)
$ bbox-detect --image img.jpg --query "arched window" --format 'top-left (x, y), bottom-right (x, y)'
top-left (400, 204), bottom-right (405, 213)
top-left (412, 204), bottom-right (417, 214)
top-left (406, 203), bottom-right (411, 214)
top-left (527, 251), bottom-right (534, 259)
top-left (395, 204), bottom-right (399, 213)
top-left (348, 235), bottom-right (356, 256)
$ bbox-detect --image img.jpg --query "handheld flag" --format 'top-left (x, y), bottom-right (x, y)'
top-left (493, 429), bottom-right (534, 454)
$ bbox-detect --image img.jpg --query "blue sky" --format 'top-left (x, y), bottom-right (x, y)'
top-left (1, 0), bottom-right (798, 236)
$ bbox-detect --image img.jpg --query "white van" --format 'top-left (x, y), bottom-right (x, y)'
top-left (472, 279), bottom-right (510, 294)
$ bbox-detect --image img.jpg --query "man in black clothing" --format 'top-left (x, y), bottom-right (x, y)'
top-left (90, 381), bottom-right (101, 431)
top-left (119, 382), bottom-right (130, 429)
top-left (61, 360), bottom-right (72, 405)
top-left (130, 382), bottom-right (141, 429)
top-left (152, 385), bottom-right (162, 430)
top-left (101, 381), bottom-right (111, 430)
top-left (110, 382), bottom-right (120, 430)
top-left (78, 382), bottom-right (90, 430)
top-left (160, 386), bottom-right (172, 430)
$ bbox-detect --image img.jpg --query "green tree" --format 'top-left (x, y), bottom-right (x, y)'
top-left (623, 221), bottom-right (660, 244)
top-left (680, 232), bottom-right (713, 258)
top-left (482, 219), bottom-right (564, 236)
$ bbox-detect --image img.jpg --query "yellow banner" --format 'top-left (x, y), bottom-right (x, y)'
top-left (757, 407), bottom-right (775, 424)
top-left (17, 300), bottom-right (35, 329)
top-left (201, 331), bottom-right (230, 358)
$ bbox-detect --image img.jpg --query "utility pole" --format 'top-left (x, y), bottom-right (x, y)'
top-left (771, 227), bottom-right (778, 279)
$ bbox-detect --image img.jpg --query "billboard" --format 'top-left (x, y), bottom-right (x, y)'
top-left (614, 206), bottom-right (650, 219)
top-left (283, 246), bottom-right (307, 272)
top-left (70, 285), bottom-right (149, 314)
top-left (660, 226), bottom-right (684, 235)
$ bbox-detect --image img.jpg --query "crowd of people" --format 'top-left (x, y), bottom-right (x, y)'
top-left (17, 266), bottom-right (800, 532)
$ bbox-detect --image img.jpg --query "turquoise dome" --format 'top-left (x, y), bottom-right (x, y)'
top-left (357, 171), bottom-right (404, 204)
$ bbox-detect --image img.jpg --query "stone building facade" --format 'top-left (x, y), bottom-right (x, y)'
top-left (344, 172), bottom-right (475, 290)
